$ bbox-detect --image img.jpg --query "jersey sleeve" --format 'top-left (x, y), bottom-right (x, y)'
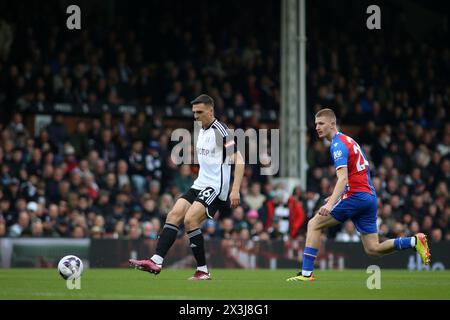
top-left (223, 130), bottom-right (237, 154)
top-left (213, 124), bottom-right (237, 163)
top-left (331, 141), bottom-right (349, 170)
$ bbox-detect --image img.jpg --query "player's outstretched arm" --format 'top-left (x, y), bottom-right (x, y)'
top-left (230, 150), bottom-right (245, 209)
top-left (318, 167), bottom-right (348, 216)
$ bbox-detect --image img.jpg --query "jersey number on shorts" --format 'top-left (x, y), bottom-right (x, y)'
top-left (198, 187), bottom-right (216, 203)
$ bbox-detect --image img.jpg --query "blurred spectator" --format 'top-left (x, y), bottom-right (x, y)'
top-left (288, 186), bottom-right (306, 239)
top-left (141, 221), bottom-right (158, 240)
top-left (72, 225), bottom-right (86, 238)
top-left (335, 221), bottom-right (360, 242)
top-left (431, 228), bottom-right (443, 243)
top-left (71, 121), bottom-right (91, 159)
top-left (244, 182), bottom-right (266, 211)
top-left (171, 164), bottom-right (193, 194)
top-left (218, 217), bottom-right (234, 239)
top-left (145, 141), bottom-right (163, 182)
top-left (158, 193), bottom-right (174, 218)
top-left (231, 206), bottom-right (249, 232)
top-left (203, 219), bottom-right (218, 240)
top-left (8, 210), bottom-right (29, 237)
top-left (90, 226), bottom-right (104, 239)
top-left (129, 140), bottom-right (146, 194)
top-left (0, 218), bottom-right (6, 237)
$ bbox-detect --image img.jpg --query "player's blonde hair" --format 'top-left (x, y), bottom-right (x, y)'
top-left (315, 108), bottom-right (336, 123)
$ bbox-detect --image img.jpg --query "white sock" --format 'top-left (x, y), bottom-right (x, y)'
top-left (151, 255), bottom-right (163, 265)
top-left (410, 237), bottom-right (416, 247)
top-left (301, 270), bottom-right (312, 277)
top-left (197, 265), bottom-right (209, 273)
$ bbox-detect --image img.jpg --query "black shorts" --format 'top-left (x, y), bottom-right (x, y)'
top-left (180, 187), bottom-right (228, 219)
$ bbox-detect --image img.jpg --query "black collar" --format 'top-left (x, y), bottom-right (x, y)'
top-left (203, 118), bottom-right (216, 130)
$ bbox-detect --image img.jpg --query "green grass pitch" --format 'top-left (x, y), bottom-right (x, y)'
top-left (0, 269), bottom-right (449, 300)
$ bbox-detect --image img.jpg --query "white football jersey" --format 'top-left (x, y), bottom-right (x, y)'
top-left (192, 119), bottom-right (235, 201)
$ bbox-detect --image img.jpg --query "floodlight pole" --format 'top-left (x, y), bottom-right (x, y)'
top-left (280, 0), bottom-right (307, 192)
top-left (299, 0), bottom-right (307, 191)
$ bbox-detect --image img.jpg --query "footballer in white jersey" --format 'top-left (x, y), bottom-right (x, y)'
top-left (129, 94), bottom-right (244, 281)
top-left (188, 118), bottom-right (234, 217)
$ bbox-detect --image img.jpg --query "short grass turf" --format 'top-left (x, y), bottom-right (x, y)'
top-left (0, 269), bottom-right (449, 300)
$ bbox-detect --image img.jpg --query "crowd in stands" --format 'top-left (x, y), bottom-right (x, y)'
top-left (0, 1), bottom-right (448, 243)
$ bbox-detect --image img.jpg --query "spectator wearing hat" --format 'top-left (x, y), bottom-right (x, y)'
top-left (26, 201), bottom-right (39, 219)
top-left (246, 209), bottom-right (259, 233)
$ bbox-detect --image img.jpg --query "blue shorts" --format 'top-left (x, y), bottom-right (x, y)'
top-left (330, 192), bottom-right (378, 234)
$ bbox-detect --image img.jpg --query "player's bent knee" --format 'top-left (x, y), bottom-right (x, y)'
top-left (184, 213), bottom-right (203, 229)
top-left (183, 215), bottom-right (200, 231)
top-left (166, 209), bottom-right (185, 225)
top-left (307, 216), bottom-right (323, 231)
top-left (183, 216), bottom-right (192, 230)
top-left (307, 218), bottom-right (316, 230)
top-left (364, 247), bottom-right (382, 258)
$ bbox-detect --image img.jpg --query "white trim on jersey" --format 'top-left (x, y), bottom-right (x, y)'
top-left (332, 198), bottom-right (342, 211)
top-left (212, 120), bottom-right (228, 137)
top-left (335, 164), bottom-right (347, 171)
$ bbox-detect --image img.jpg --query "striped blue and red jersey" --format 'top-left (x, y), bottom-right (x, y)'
top-left (330, 132), bottom-right (376, 198)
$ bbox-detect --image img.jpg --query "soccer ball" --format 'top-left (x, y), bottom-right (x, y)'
top-left (58, 255), bottom-right (84, 280)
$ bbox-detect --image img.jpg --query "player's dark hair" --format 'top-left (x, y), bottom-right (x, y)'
top-left (190, 94), bottom-right (214, 108)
